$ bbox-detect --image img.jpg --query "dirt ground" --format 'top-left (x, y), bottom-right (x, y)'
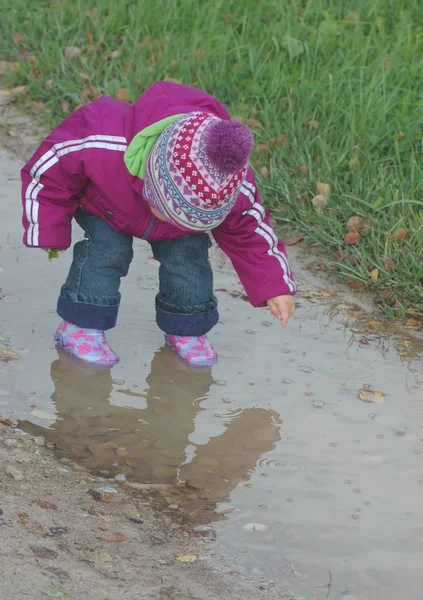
top-left (0, 421), bottom-right (303, 600)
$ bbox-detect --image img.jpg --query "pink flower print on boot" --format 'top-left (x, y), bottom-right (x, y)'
top-left (165, 334), bottom-right (217, 367)
top-left (54, 321), bottom-right (119, 366)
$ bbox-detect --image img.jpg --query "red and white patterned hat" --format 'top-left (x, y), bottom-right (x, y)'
top-left (143, 112), bottom-right (254, 231)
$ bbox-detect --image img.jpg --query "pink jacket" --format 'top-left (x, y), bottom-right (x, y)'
top-left (21, 82), bottom-right (296, 306)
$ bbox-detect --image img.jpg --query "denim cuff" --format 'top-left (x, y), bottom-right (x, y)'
top-left (156, 308), bottom-right (219, 336)
top-left (57, 296), bottom-right (118, 330)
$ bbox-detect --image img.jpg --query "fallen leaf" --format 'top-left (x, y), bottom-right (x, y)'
top-left (82, 86), bottom-right (99, 101)
top-left (285, 234), bottom-right (303, 246)
top-left (405, 307), bottom-right (419, 317)
top-left (358, 386), bottom-right (385, 404)
top-left (255, 143), bottom-right (270, 155)
top-left (348, 156), bottom-right (360, 169)
top-left (26, 53), bottom-right (39, 65)
top-left (173, 553), bottom-right (197, 563)
top-left (305, 120), bottom-right (319, 130)
top-left (383, 259), bottom-right (394, 273)
top-left (95, 552), bottom-right (113, 564)
top-left (295, 165), bottom-right (309, 177)
top-left (282, 34), bottom-right (304, 59)
top-left (12, 33), bottom-right (25, 45)
top-left (33, 498), bottom-right (57, 510)
top-left (348, 280), bottom-right (365, 290)
top-left (43, 567), bottom-right (70, 581)
top-left (87, 489), bottom-right (102, 501)
top-left (395, 130), bottom-right (404, 142)
top-left (316, 182), bottom-right (330, 200)
top-left (268, 134), bottom-right (288, 145)
top-left (0, 60), bottom-right (14, 74)
top-left (115, 87), bottom-right (130, 102)
top-left (60, 99), bottom-right (70, 114)
top-left (369, 268), bottom-right (379, 281)
top-left (311, 194), bottom-right (327, 215)
top-left (32, 100), bottom-right (45, 113)
top-left (383, 56), bottom-right (392, 71)
top-left (41, 589), bottom-right (64, 598)
top-left (102, 532), bottom-right (127, 543)
top-left (30, 546), bottom-right (57, 559)
top-left (260, 166), bottom-right (270, 178)
top-left (392, 227), bottom-right (407, 241)
top-left (65, 46), bottom-right (81, 59)
top-left (344, 232), bottom-right (361, 245)
top-left (346, 216), bottom-right (365, 233)
top-left (240, 117), bottom-right (262, 130)
top-left (404, 318), bottom-right (421, 330)
top-left (15, 511), bottom-right (44, 534)
top-left (319, 289), bottom-right (337, 297)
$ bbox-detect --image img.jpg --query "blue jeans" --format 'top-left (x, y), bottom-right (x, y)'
top-left (57, 209), bottom-right (219, 335)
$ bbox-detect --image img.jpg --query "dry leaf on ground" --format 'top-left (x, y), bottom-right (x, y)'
top-left (404, 318), bottom-right (421, 330)
top-left (344, 232), bottom-right (360, 245)
top-left (311, 194), bottom-right (327, 215)
top-left (268, 134), bottom-right (288, 145)
top-left (369, 268), bottom-right (379, 281)
top-left (82, 86), bottom-right (99, 101)
top-left (115, 87), bottom-right (130, 102)
top-left (392, 227), bottom-right (408, 241)
top-left (173, 553), bottom-right (197, 563)
top-left (65, 46), bottom-right (81, 59)
top-left (305, 120), bottom-right (319, 129)
top-left (33, 498), bottom-right (57, 510)
top-left (295, 165), bottom-right (310, 177)
top-left (60, 99), bottom-right (70, 114)
top-left (348, 280), bottom-right (365, 290)
top-left (285, 234), bottom-right (303, 246)
top-left (260, 166), bottom-right (270, 178)
top-left (383, 259), bottom-right (394, 273)
top-left (358, 385), bottom-right (385, 404)
top-left (30, 546), bottom-right (57, 559)
top-left (255, 143), bottom-right (270, 155)
top-left (316, 182), bottom-right (330, 199)
top-left (102, 532), bottom-right (128, 543)
top-left (346, 216), bottom-right (365, 233)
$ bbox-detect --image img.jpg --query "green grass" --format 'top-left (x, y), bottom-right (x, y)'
top-left (1, 0), bottom-right (422, 318)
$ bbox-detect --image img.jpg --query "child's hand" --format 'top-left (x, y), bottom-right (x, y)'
top-left (267, 295), bottom-right (295, 327)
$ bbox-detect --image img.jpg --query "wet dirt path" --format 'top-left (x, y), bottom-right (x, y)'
top-left (1, 146), bottom-right (423, 600)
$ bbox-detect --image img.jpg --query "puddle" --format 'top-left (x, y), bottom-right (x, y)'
top-left (2, 147), bottom-right (423, 600)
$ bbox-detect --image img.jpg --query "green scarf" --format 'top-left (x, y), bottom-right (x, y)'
top-left (124, 114), bottom-right (185, 179)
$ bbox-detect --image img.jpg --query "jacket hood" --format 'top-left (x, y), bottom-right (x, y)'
top-left (124, 82), bottom-right (231, 144)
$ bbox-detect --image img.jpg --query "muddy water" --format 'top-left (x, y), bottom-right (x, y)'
top-left (1, 148), bottom-right (423, 600)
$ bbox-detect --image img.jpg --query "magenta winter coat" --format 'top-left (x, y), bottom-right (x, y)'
top-left (21, 82), bottom-right (296, 306)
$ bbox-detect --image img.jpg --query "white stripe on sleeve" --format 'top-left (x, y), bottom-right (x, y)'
top-left (25, 136), bottom-right (127, 246)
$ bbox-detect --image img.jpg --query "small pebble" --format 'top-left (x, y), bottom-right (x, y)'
top-left (312, 401), bottom-right (325, 409)
top-left (6, 466), bottom-right (24, 481)
top-left (300, 366), bottom-right (314, 374)
top-left (59, 466), bottom-right (70, 473)
top-left (99, 486), bottom-right (119, 494)
top-left (46, 443), bottom-right (55, 449)
top-left (59, 457), bottom-right (71, 464)
top-left (114, 474), bottom-right (127, 483)
top-left (33, 436), bottom-right (45, 446)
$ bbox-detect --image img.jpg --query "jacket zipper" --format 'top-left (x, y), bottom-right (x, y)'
top-left (143, 217), bottom-right (155, 240)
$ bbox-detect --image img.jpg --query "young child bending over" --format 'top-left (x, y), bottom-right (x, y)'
top-left (21, 82), bottom-right (296, 367)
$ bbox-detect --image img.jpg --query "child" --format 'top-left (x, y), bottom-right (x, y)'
top-left (21, 82), bottom-right (296, 367)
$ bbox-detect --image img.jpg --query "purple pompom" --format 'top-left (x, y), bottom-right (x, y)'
top-left (205, 120), bottom-right (254, 174)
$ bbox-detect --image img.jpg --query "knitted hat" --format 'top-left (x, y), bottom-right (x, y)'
top-left (143, 112), bottom-right (254, 231)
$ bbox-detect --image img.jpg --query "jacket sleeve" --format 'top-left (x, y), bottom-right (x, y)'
top-left (212, 169), bottom-right (296, 307)
top-left (21, 104), bottom-right (96, 249)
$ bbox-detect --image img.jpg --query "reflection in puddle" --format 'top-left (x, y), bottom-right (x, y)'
top-left (20, 346), bottom-right (282, 526)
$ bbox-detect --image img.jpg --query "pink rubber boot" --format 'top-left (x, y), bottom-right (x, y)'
top-left (165, 334), bottom-right (217, 367)
top-left (54, 321), bottom-right (119, 366)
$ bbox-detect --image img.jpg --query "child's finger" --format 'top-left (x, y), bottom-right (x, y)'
top-left (280, 305), bottom-right (289, 327)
